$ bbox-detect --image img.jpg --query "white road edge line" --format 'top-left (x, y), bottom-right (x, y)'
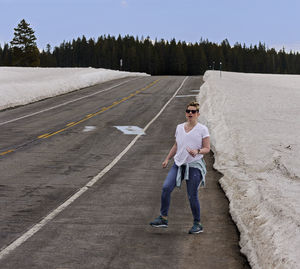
top-left (0, 77), bottom-right (139, 126)
top-left (0, 76), bottom-right (189, 261)
top-left (175, 94), bottom-right (198, 97)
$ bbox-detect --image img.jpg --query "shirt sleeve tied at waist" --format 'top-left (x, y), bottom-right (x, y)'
top-left (175, 158), bottom-right (207, 188)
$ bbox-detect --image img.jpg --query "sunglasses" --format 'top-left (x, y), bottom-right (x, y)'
top-left (186, 109), bottom-right (199, 114)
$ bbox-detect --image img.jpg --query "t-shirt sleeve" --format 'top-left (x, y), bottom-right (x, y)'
top-left (202, 125), bottom-right (210, 138)
top-left (175, 125), bottom-right (179, 138)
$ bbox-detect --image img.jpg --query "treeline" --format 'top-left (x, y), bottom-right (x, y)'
top-left (1, 34), bottom-right (300, 75)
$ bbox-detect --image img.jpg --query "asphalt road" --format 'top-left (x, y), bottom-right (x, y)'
top-left (0, 76), bottom-right (249, 268)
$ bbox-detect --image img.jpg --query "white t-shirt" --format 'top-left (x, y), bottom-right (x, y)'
top-left (174, 122), bottom-right (210, 166)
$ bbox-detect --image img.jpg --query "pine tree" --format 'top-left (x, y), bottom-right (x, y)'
top-left (0, 45), bottom-right (2, 65)
top-left (0, 43), bottom-right (13, 66)
top-left (40, 44), bottom-right (56, 67)
top-left (10, 19), bottom-right (40, 66)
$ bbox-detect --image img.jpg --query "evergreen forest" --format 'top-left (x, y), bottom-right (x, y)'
top-left (1, 23), bottom-right (300, 75)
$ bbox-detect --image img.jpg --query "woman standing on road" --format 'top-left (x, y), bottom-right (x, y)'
top-left (150, 101), bottom-right (210, 234)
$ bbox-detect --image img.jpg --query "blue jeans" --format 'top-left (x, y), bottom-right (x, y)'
top-left (160, 163), bottom-right (202, 222)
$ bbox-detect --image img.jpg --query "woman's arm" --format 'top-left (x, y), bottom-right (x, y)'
top-left (162, 142), bottom-right (177, 168)
top-left (187, 136), bottom-right (210, 157)
top-left (199, 137), bottom-right (210, 154)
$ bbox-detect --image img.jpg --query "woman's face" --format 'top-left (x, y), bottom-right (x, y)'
top-left (185, 106), bottom-right (199, 121)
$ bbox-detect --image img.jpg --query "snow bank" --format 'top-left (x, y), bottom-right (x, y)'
top-left (198, 71), bottom-right (300, 269)
top-left (0, 67), bottom-right (148, 110)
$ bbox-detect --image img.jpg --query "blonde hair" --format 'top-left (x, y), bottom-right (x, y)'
top-left (186, 101), bottom-right (199, 111)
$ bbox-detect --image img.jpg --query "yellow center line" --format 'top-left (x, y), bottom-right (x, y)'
top-left (37, 133), bottom-right (50, 139)
top-left (0, 79), bottom-right (160, 156)
top-left (66, 122), bottom-right (76, 126)
top-left (0, 149), bottom-right (15, 156)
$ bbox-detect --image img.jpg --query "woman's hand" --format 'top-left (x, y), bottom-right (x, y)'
top-left (162, 159), bottom-right (169, 168)
top-left (162, 142), bottom-right (177, 168)
top-left (186, 147), bottom-right (198, 158)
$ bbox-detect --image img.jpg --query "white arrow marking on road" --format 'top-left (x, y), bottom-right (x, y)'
top-left (83, 126), bottom-right (96, 132)
top-left (114, 126), bottom-right (145, 135)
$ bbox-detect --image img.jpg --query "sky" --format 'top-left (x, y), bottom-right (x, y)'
top-left (1, 0), bottom-right (300, 52)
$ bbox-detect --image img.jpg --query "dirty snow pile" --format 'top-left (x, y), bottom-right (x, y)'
top-left (0, 67), bottom-right (148, 110)
top-left (198, 71), bottom-right (300, 269)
